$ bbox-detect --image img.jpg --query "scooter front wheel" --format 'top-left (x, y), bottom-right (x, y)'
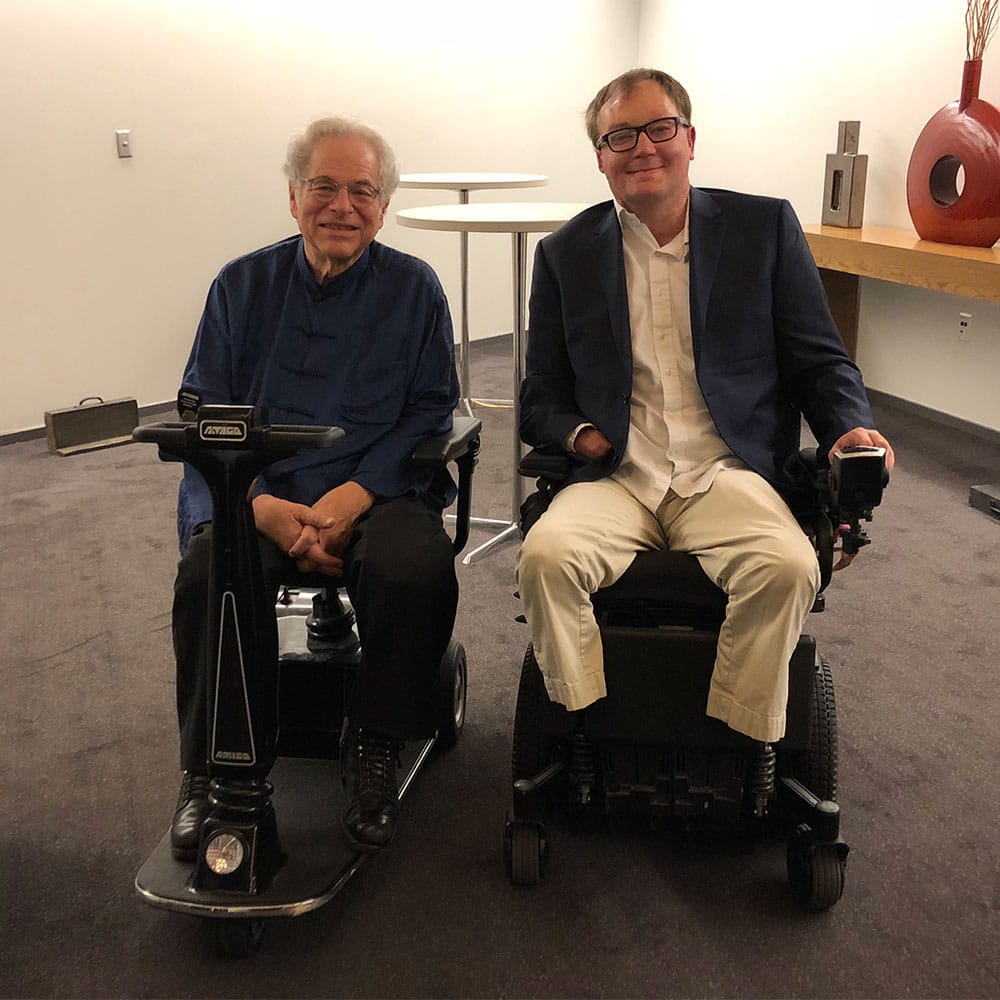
top-left (213, 917), bottom-right (265, 958)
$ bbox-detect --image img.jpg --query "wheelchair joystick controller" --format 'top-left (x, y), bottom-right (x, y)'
top-left (828, 446), bottom-right (889, 558)
top-left (133, 403), bottom-right (343, 896)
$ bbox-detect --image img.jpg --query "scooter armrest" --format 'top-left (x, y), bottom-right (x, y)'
top-left (411, 416), bottom-right (483, 466)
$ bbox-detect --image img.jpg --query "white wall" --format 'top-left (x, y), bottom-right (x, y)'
top-left (0, 0), bottom-right (635, 435)
top-left (5, 0), bottom-right (998, 437)
top-left (640, 0), bottom-right (1000, 433)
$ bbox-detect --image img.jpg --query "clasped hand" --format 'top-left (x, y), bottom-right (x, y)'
top-left (251, 482), bottom-right (375, 577)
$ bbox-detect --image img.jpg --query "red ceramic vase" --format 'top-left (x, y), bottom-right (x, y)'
top-left (906, 59), bottom-right (1000, 246)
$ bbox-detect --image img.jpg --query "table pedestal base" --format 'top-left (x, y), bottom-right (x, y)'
top-left (397, 201), bottom-right (590, 563)
top-left (444, 513), bottom-right (520, 564)
top-left (459, 521), bottom-right (520, 564)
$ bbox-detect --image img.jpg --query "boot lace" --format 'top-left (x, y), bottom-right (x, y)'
top-left (177, 772), bottom-right (210, 807)
top-left (350, 733), bottom-right (401, 794)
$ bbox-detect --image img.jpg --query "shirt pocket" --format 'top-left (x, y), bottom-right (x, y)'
top-left (340, 358), bottom-right (407, 425)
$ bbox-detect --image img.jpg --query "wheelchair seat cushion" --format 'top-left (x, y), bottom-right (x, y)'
top-left (593, 548), bottom-right (727, 617)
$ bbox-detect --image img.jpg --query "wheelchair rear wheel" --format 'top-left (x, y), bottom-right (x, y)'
top-left (778, 655), bottom-right (838, 808)
top-left (798, 657), bottom-right (838, 801)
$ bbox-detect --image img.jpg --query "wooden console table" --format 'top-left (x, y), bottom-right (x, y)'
top-left (802, 224), bottom-right (1000, 358)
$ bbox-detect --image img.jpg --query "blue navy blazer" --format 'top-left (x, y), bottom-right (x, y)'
top-left (519, 187), bottom-right (874, 511)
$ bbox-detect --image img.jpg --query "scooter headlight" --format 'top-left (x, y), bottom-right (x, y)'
top-left (204, 832), bottom-right (245, 875)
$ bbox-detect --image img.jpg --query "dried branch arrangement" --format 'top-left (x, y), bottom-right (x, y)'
top-left (966, 0), bottom-right (999, 60)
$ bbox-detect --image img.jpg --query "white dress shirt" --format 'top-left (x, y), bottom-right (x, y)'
top-left (609, 202), bottom-right (744, 511)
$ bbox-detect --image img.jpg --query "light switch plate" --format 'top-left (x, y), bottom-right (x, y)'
top-left (115, 129), bottom-right (132, 158)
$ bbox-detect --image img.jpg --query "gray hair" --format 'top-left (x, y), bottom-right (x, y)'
top-left (283, 117), bottom-right (400, 202)
top-left (584, 69), bottom-right (692, 148)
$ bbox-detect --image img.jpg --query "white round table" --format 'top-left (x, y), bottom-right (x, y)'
top-left (399, 172), bottom-right (548, 192)
top-left (397, 201), bottom-right (593, 563)
top-left (397, 173), bottom-right (548, 414)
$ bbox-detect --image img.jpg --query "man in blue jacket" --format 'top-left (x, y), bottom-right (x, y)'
top-left (170, 118), bottom-right (459, 856)
top-left (517, 69), bottom-right (894, 744)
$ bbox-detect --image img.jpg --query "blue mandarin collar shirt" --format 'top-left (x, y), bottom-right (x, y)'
top-left (176, 235), bottom-right (459, 551)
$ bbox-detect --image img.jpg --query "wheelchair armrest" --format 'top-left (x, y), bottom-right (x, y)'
top-left (518, 446), bottom-right (573, 481)
top-left (798, 446), bottom-right (821, 481)
top-left (411, 416), bottom-right (482, 466)
top-left (516, 447), bottom-right (574, 537)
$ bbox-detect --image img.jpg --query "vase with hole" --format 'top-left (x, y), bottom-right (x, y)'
top-left (906, 60), bottom-right (1000, 247)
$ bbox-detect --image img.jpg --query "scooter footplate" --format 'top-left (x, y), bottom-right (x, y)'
top-left (136, 741), bottom-right (432, 918)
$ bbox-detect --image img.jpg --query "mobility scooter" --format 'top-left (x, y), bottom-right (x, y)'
top-left (504, 444), bottom-right (888, 911)
top-left (133, 402), bottom-right (481, 956)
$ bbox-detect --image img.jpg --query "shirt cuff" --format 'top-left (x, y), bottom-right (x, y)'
top-left (565, 423), bottom-right (596, 452)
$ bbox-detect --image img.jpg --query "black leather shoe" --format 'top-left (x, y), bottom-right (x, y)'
top-left (341, 729), bottom-right (402, 852)
top-left (170, 772), bottom-right (211, 861)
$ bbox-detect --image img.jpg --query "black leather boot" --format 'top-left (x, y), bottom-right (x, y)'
top-left (341, 728), bottom-right (402, 851)
top-left (170, 772), bottom-right (211, 861)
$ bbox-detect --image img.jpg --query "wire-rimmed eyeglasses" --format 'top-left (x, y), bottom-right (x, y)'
top-left (301, 176), bottom-right (383, 207)
top-left (596, 116), bottom-right (691, 153)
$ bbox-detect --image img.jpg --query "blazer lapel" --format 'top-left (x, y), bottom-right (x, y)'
top-left (688, 187), bottom-right (724, 358)
top-left (592, 204), bottom-right (632, 369)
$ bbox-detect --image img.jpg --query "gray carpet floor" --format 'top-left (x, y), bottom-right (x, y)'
top-left (2, 335), bottom-right (998, 998)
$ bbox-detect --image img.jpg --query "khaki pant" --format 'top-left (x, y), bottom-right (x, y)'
top-left (515, 469), bottom-right (820, 742)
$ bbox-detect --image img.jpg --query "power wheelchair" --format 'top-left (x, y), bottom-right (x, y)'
top-left (503, 444), bottom-right (887, 911)
top-left (133, 404), bottom-right (481, 957)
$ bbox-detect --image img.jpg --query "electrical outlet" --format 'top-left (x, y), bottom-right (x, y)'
top-left (958, 311), bottom-right (973, 341)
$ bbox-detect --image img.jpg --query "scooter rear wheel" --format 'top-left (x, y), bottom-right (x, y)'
top-left (434, 639), bottom-right (468, 749)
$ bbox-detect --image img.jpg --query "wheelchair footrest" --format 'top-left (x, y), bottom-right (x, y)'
top-left (601, 742), bottom-right (747, 824)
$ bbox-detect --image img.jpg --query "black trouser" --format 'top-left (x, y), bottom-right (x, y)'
top-left (172, 495), bottom-right (459, 772)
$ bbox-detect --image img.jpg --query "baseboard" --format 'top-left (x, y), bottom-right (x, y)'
top-left (867, 389), bottom-right (1000, 447)
top-left (6, 377), bottom-right (993, 452)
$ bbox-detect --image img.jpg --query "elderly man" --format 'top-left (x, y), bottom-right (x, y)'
top-left (170, 118), bottom-right (459, 854)
top-left (517, 69), bottom-right (894, 745)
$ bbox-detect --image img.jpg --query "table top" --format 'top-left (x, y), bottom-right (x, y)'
top-left (398, 172), bottom-right (548, 191)
top-left (396, 201), bottom-right (593, 234)
top-left (803, 223), bottom-right (1000, 304)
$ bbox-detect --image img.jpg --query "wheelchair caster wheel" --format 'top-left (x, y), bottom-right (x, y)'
top-left (214, 917), bottom-right (266, 958)
top-left (786, 824), bottom-right (846, 912)
top-left (504, 816), bottom-right (547, 886)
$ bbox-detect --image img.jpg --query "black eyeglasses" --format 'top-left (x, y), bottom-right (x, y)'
top-left (596, 116), bottom-right (691, 153)
top-left (301, 176), bottom-right (382, 206)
